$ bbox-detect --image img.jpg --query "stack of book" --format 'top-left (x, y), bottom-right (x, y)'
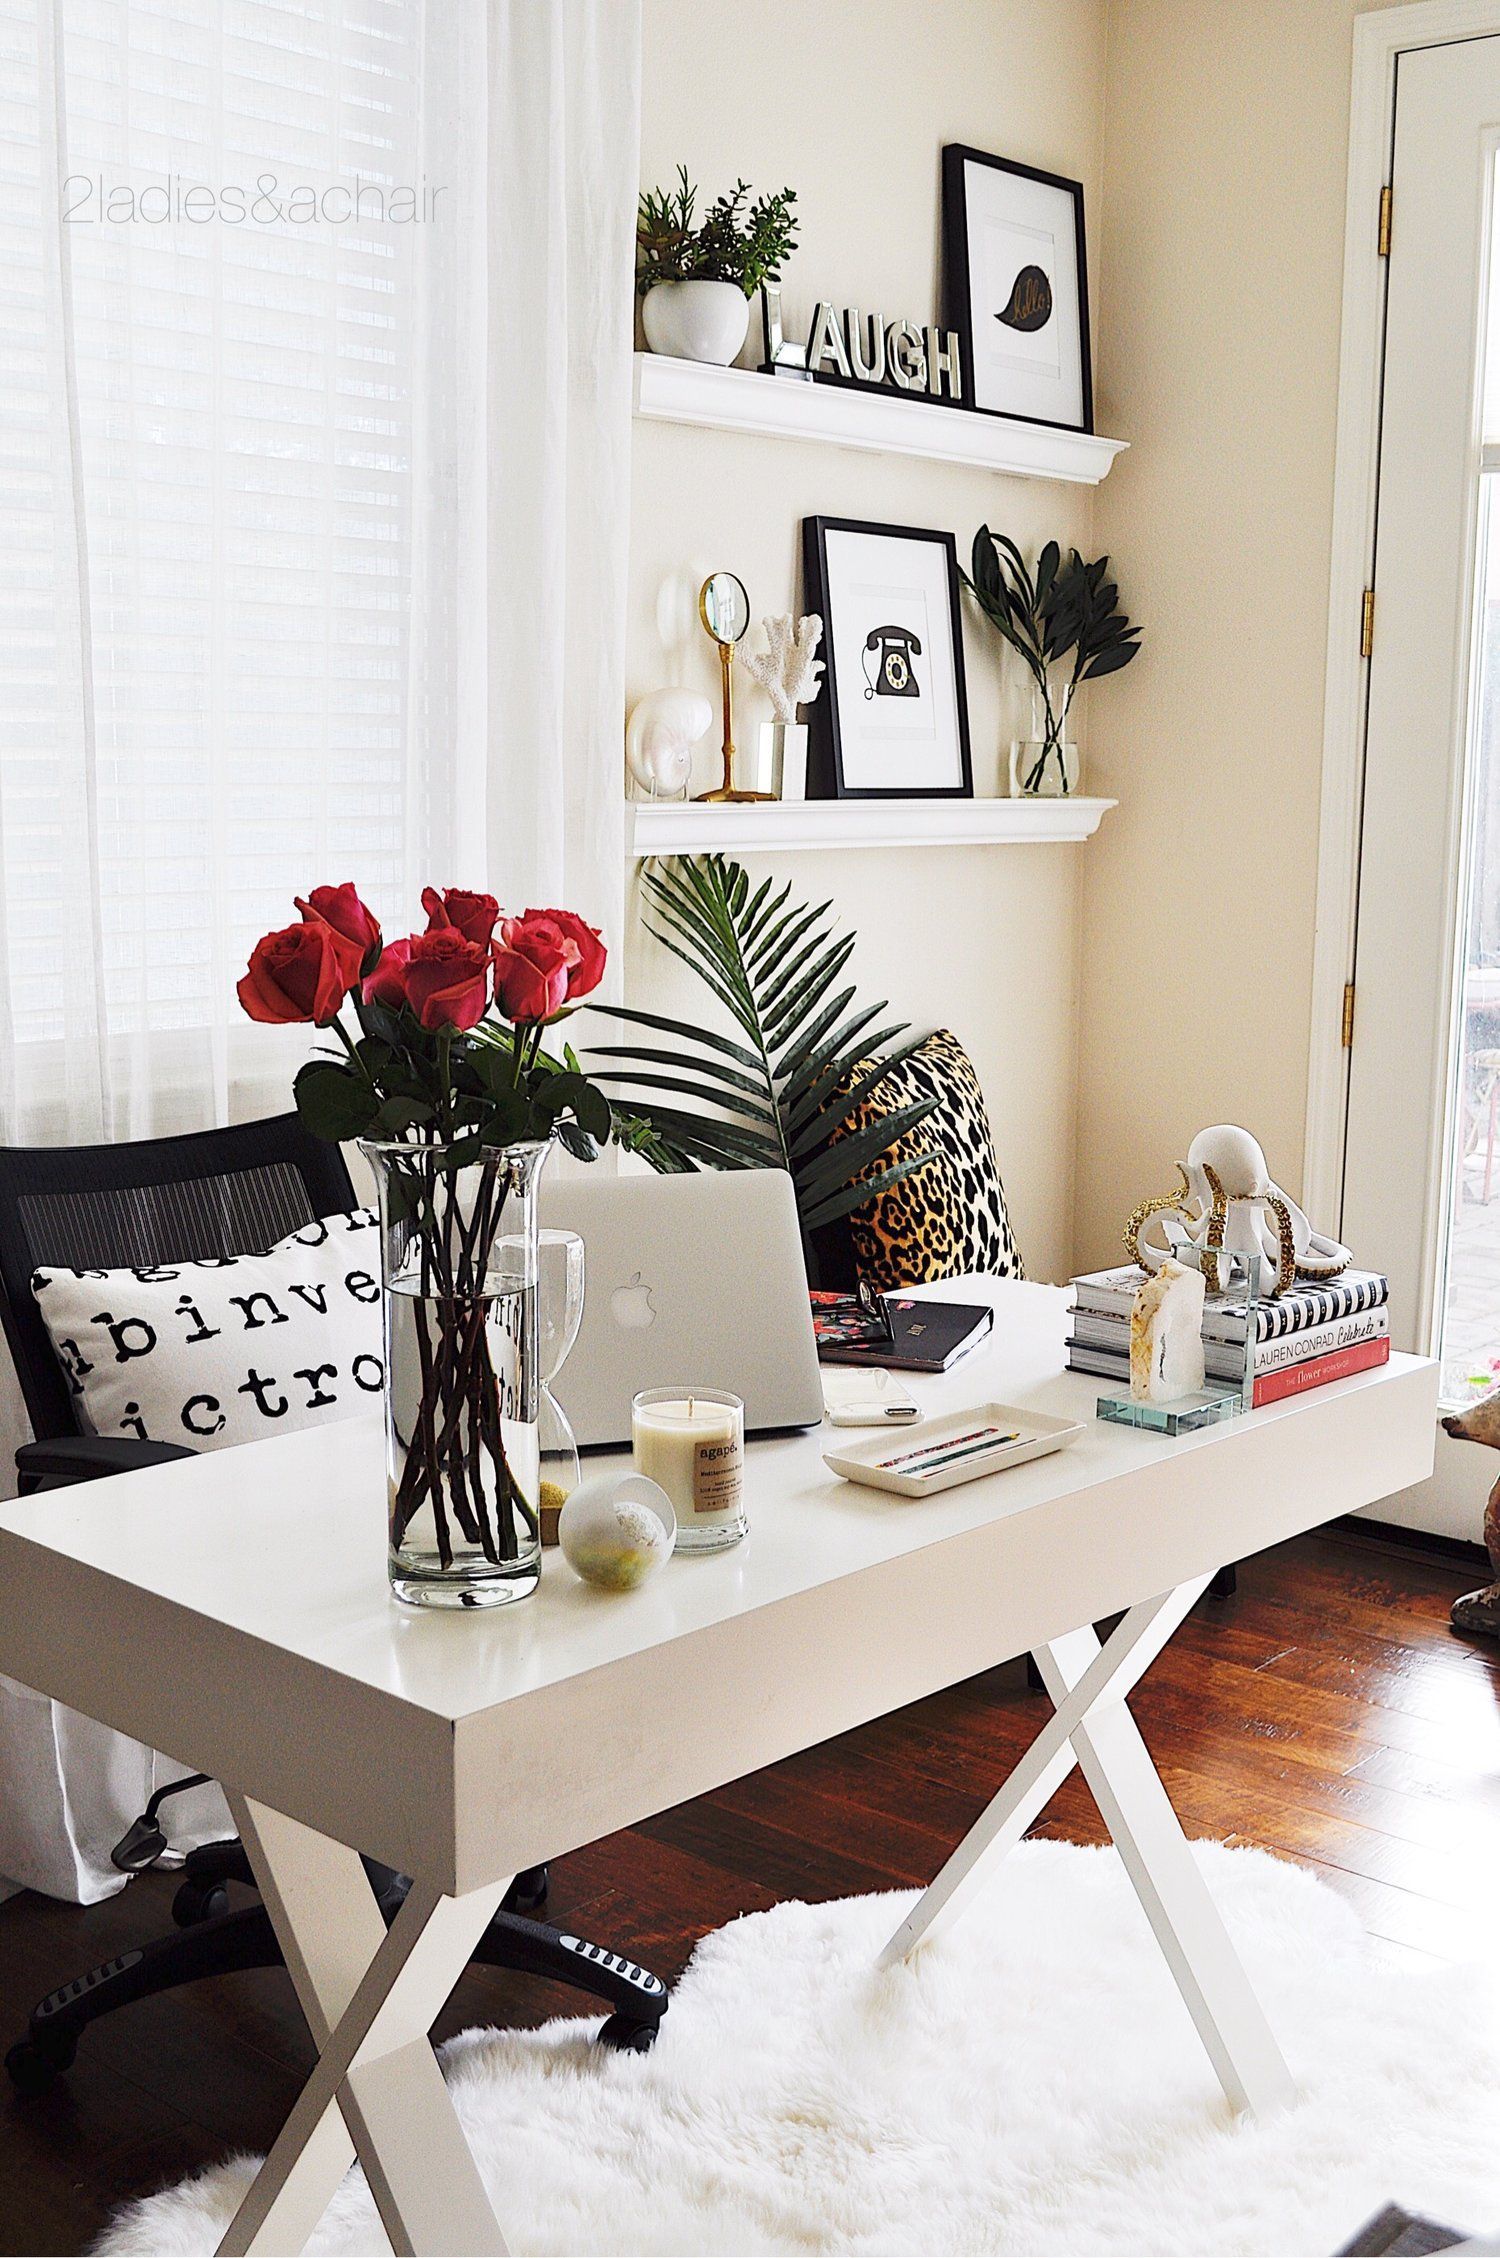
top-left (1066, 1264), bottom-right (1390, 1406)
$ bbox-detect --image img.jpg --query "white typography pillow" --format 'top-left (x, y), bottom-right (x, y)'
top-left (31, 1210), bottom-right (385, 1453)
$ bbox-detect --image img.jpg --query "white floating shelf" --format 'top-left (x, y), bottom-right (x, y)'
top-left (627, 796), bottom-right (1116, 857)
top-left (633, 353), bottom-right (1127, 486)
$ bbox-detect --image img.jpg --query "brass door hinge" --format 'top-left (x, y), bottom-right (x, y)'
top-left (1361, 587), bottom-right (1375, 658)
top-left (1341, 981), bottom-right (1357, 1048)
top-left (1378, 184), bottom-right (1392, 257)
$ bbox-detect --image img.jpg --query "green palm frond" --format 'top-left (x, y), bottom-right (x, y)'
top-left (584, 856), bottom-right (939, 1238)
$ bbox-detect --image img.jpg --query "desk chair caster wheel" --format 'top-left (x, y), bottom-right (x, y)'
top-left (503, 1864), bottom-right (548, 1914)
top-left (596, 2013), bottom-right (659, 2055)
top-left (173, 1879), bottom-right (229, 1927)
top-left (5, 2032), bottom-right (74, 2096)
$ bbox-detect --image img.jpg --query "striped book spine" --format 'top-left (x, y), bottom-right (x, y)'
top-left (1214, 1272), bottom-right (1389, 1344)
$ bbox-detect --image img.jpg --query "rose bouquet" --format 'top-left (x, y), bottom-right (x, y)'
top-left (239, 884), bottom-right (612, 1607)
top-left (238, 882), bottom-right (610, 1154)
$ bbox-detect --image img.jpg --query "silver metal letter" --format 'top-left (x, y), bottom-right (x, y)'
top-left (760, 285), bottom-right (810, 378)
top-left (925, 327), bottom-right (963, 400)
top-left (807, 301), bottom-right (853, 380)
top-left (888, 320), bottom-right (926, 391)
top-left (846, 310), bottom-right (886, 386)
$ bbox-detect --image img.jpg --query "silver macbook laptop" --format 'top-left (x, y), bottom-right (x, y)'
top-left (538, 1169), bottom-right (823, 1447)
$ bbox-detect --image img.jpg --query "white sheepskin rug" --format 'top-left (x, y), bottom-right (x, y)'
top-left (97, 1840), bottom-right (1500, 2257)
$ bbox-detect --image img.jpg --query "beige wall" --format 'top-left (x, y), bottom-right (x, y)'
top-left (634, 0), bottom-right (1407, 1286)
top-left (630, 0), bottom-right (1108, 1282)
top-left (1076, 0), bottom-right (1394, 1270)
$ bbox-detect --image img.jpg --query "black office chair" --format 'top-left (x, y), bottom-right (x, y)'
top-left (0, 1113), bottom-right (666, 2095)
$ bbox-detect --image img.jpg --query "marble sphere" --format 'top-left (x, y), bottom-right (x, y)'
top-left (558, 1472), bottom-right (676, 1591)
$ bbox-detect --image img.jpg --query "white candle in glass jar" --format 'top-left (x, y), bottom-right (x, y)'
top-left (631, 1388), bottom-right (746, 1553)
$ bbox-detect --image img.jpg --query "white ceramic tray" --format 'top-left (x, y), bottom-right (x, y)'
top-left (822, 1401), bottom-right (1085, 1498)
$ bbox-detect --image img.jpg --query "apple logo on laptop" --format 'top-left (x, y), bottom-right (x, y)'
top-left (611, 1272), bottom-right (657, 1330)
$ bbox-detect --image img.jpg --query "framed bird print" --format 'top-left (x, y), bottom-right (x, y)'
top-left (800, 516), bottom-right (973, 801)
top-left (941, 145), bottom-right (1092, 432)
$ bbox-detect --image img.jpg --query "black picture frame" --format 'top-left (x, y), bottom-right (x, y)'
top-left (941, 144), bottom-right (1093, 434)
top-left (801, 515), bottom-right (973, 802)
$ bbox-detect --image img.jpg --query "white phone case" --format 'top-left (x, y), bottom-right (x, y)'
top-left (825, 1401), bottom-right (921, 1427)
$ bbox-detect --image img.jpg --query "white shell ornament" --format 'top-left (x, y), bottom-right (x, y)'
top-left (558, 1472), bottom-right (676, 1590)
top-left (625, 689), bottom-right (712, 800)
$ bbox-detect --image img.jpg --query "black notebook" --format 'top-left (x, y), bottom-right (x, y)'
top-left (817, 1295), bottom-right (994, 1373)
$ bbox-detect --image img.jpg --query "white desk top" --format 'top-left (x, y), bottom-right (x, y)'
top-left (0, 1278), bottom-right (1438, 1893)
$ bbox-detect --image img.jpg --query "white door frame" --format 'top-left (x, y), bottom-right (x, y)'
top-left (1307, 0), bottom-right (1500, 1233)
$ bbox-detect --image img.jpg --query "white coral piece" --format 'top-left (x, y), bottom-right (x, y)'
top-left (745, 613), bottom-right (825, 724)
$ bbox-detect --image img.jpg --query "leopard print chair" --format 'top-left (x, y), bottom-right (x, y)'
top-left (841, 1028), bottom-right (1022, 1292)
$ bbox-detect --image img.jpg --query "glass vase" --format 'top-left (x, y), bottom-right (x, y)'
top-left (362, 1137), bottom-right (548, 1609)
top-left (1010, 679), bottom-right (1080, 798)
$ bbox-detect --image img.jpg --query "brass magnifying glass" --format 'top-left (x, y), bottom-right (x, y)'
top-left (695, 572), bottom-right (770, 803)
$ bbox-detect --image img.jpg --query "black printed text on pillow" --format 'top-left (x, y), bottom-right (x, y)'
top-left (32, 1210), bottom-right (385, 1454)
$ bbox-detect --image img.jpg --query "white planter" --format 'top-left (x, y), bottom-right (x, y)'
top-left (641, 279), bottom-right (750, 367)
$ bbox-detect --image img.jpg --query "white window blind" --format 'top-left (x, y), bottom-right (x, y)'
top-left (0, 0), bottom-right (635, 1151)
top-left (0, 0), bottom-right (444, 1133)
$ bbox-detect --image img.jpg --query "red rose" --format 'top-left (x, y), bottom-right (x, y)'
top-left (422, 886), bottom-right (500, 950)
top-left (524, 907), bottom-right (606, 1000)
top-left (364, 931), bottom-right (489, 1032)
top-left (237, 921), bottom-right (357, 1026)
top-left (362, 937), bottom-right (412, 1014)
top-left (297, 884), bottom-right (381, 971)
top-left (492, 911), bottom-right (579, 1023)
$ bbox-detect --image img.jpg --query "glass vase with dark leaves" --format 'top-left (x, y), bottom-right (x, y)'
top-left (962, 530), bottom-right (1142, 798)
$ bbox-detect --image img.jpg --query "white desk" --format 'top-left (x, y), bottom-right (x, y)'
top-left (0, 1278), bottom-right (1438, 2256)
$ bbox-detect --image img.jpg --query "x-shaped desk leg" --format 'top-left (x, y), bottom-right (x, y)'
top-left (216, 1796), bottom-right (511, 2257)
top-left (879, 1576), bottom-right (1297, 2120)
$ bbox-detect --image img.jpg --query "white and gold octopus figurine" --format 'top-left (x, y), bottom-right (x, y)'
top-left (1124, 1124), bottom-right (1352, 1299)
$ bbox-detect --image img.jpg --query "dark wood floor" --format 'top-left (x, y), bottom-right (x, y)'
top-left (1, 1523), bottom-right (1495, 2254)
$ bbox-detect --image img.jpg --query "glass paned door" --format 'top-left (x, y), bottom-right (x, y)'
top-left (1441, 471), bottom-right (1500, 1405)
top-left (1340, 35), bottom-right (1500, 1533)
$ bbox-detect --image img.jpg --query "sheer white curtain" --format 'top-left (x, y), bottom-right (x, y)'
top-left (2, 0), bottom-right (636, 1148)
top-left (0, 0), bottom-right (639, 1899)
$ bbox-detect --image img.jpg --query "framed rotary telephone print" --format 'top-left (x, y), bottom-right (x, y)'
top-left (801, 517), bottom-right (973, 801)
